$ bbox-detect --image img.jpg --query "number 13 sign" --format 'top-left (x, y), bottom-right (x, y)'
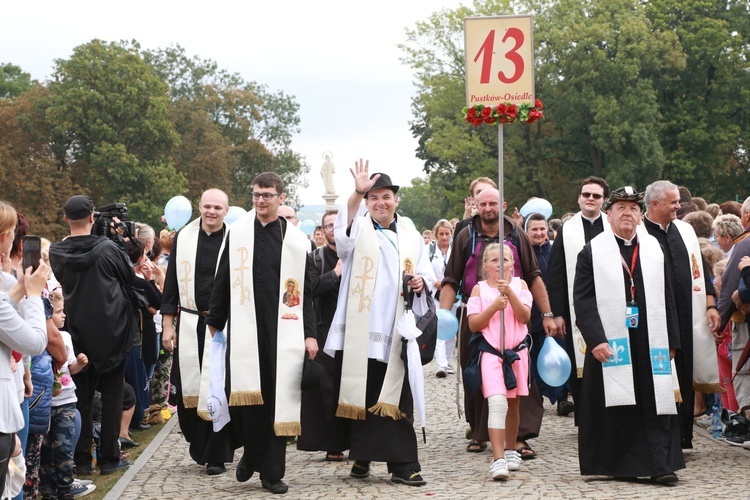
top-left (465, 15), bottom-right (534, 107)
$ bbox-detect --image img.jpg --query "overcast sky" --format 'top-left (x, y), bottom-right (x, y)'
top-left (2, 0), bottom-right (467, 207)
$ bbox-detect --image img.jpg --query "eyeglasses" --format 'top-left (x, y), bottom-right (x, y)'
top-left (580, 192), bottom-right (604, 200)
top-left (252, 192), bottom-right (280, 201)
top-left (323, 223), bottom-right (334, 230)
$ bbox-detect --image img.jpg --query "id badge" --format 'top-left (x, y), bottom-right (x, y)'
top-left (625, 305), bottom-right (639, 328)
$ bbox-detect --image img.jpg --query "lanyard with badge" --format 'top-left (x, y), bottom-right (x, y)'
top-left (621, 243), bottom-right (639, 328)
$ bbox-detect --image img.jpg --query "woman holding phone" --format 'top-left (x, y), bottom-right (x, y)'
top-left (0, 201), bottom-right (50, 496)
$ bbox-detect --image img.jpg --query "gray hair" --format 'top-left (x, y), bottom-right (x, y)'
top-left (713, 214), bottom-right (744, 238)
top-left (432, 219), bottom-right (453, 236)
top-left (644, 180), bottom-right (679, 208)
top-left (741, 196), bottom-right (750, 216)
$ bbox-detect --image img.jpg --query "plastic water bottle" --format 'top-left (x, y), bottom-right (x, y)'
top-left (709, 400), bottom-right (723, 439)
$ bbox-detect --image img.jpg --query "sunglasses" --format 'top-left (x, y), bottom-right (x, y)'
top-left (580, 192), bottom-right (604, 200)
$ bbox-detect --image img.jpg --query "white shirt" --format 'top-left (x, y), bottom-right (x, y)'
top-left (325, 208), bottom-right (435, 362)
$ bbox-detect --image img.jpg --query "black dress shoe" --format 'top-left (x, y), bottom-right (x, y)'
top-left (206, 463), bottom-right (226, 476)
top-left (100, 459), bottom-right (132, 475)
top-left (556, 400), bottom-right (575, 416)
top-left (261, 479), bottom-right (288, 494)
top-left (75, 463), bottom-right (93, 476)
top-left (236, 455), bottom-right (253, 482)
top-left (132, 422), bottom-right (151, 431)
top-left (119, 437), bottom-right (139, 449)
top-left (651, 472), bottom-right (678, 484)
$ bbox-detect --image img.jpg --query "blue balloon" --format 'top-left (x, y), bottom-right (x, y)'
top-left (225, 206), bottom-right (247, 226)
top-left (164, 196), bottom-right (192, 231)
top-left (436, 309), bottom-right (459, 341)
top-left (537, 336), bottom-right (572, 387)
top-left (519, 198), bottom-right (553, 219)
top-left (300, 219), bottom-right (316, 235)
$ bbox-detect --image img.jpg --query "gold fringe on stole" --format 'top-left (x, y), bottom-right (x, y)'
top-left (229, 391), bottom-right (264, 406)
top-left (274, 421), bottom-right (301, 437)
top-left (674, 388), bottom-right (683, 404)
top-left (576, 367), bottom-right (584, 378)
top-left (336, 403), bottom-right (366, 420)
top-left (693, 382), bottom-right (725, 394)
top-left (368, 402), bottom-right (405, 420)
top-left (182, 396), bottom-right (199, 408)
top-left (197, 410), bottom-right (212, 422)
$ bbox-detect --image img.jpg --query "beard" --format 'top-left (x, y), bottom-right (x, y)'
top-left (480, 211), bottom-right (499, 224)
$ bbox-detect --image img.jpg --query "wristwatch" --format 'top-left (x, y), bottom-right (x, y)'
top-left (541, 312), bottom-right (554, 318)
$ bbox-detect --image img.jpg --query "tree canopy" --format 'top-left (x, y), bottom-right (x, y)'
top-left (0, 40), bottom-right (309, 236)
top-left (399, 0), bottom-right (750, 224)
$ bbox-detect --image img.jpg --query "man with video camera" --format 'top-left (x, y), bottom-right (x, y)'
top-left (49, 195), bottom-right (139, 476)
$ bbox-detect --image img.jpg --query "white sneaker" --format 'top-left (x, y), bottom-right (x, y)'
top-left (490, 458), bottom-right (509, 480)
top-left (70, 481), bottom-right (97, 497)
top-left (446, 366), bottom-right (455, 375)
top-left (504, 449), bottom-right (522, 471)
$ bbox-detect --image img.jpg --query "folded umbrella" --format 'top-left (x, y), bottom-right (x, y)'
top-left (397, 310), bottom-right (426, 443)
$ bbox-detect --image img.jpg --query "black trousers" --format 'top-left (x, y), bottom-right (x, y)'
top-left (73, 360), bottom-right (127, 469)
top-left (0, 431), bottom-right (15, 495)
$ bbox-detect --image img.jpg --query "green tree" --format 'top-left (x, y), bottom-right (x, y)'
top-left (144, 45), bottom-right (310, 208)
top-left (0, 63), bottom-right (34, 99)
top-left (43, 39), bottom-right (186, 225)
top-left (0, 86), bottom-right (77, 239)
top-left (647, 0), bottom-right (750, 202)
top-left (394, 177), bottom-right (455, 231)
top-left (401, 0), bottom-right (748, 214)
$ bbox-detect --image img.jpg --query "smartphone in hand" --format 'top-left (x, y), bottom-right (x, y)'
top-left (22, 235), bottom-right (41, 272)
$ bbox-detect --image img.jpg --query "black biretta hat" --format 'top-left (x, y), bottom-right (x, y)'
top-left (603, 186), bottom-right (644, 211)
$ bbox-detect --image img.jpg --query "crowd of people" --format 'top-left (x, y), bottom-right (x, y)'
top-left (2, 164), bottom-right (749, 497)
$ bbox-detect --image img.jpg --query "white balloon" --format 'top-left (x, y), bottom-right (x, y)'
top-left (225, 206), bottom-right (247, 226)
top-left (164, 196), bottom-right (192, 231)
top-left (519, 198), bottom-right (553, 219)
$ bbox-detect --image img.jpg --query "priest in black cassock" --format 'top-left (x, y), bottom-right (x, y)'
top-left (161, 188), bottom-right (235, 476)
top-left (573, 186), bottom-right (684, 484)
top-left (643, 180), bottom-right (721, 449)
top-left (297, 209), bottom-right (350, 460)
top-left (547, 176), bottom-right (609, 423)
top-left (206, 173), bottom-right (318, 495)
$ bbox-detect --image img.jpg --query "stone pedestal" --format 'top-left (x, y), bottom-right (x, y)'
top-left (322, 194), bottom-right (338, 210)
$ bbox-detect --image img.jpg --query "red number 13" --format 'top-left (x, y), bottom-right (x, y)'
top-left (473, 27), bottom-right (525, 84)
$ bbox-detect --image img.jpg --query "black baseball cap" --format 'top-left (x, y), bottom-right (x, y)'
top-left (63, 195), bottom-right (95, 220)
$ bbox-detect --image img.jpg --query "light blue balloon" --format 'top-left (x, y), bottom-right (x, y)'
top-left (436, 309), bottom-right (459, 340)
top-left (164, 196), bottom-right (192, 231)
top-left (519, 198), bottom-right (553, 219)
top-left (537, 336), bottom-right (572, 387)
top-left (300, 219), bottom-right (316, 235)
top-left (225, 206), bottom-right (246, 226)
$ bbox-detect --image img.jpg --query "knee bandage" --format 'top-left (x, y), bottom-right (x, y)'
top-left (487, 394), bottom-right (508, 430)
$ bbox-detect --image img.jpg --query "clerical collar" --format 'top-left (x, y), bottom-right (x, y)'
top-left (644, 214), bottom-right (670, 232)
top-left (202, 224), bottom-right (226, 238)
top-left (614, 232), bottom-right (638, 246)
top-left (372, 216), bottom-right (397, 232)
top-left (581, 213), bottom-right (601, 223)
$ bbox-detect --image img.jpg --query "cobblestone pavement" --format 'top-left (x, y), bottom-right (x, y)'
top-left (110, 360), bottom-right (749, 499)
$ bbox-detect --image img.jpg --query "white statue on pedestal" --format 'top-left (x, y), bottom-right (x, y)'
top-left (321, 152), bottom-right (336, 195)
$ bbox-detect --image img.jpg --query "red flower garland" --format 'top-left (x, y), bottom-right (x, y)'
top-left (463, 98), bottom-right (543, 127)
